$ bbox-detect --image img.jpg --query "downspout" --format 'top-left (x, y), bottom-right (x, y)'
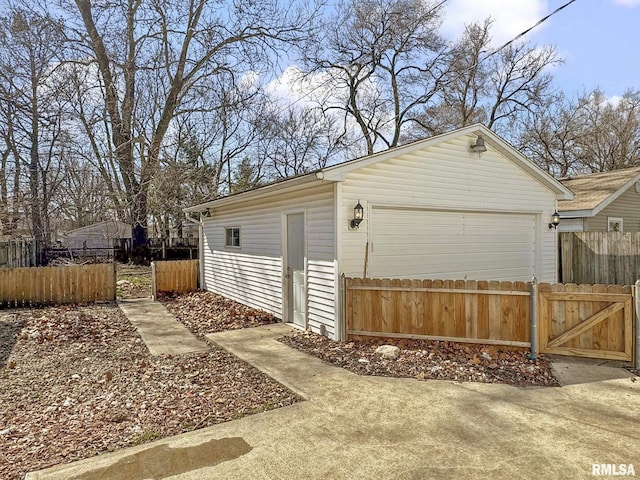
top-left (185, 211), bottom-right (205, 290)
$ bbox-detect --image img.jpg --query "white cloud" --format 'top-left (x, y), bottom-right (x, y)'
top-left (441, 0), bottom-right (548, 46)
top-left (603, 95), bottom-right (623, 107)
top-left (613, 0), bottom-right (640, 7)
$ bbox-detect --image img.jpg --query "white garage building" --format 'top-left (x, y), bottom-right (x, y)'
top-left (185, 124), bottom-right (573, 340)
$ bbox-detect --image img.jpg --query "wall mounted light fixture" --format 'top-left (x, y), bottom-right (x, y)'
top-left (470, 135), bottom-right (487, 156)
top-left (350, 200), bottom-right (364, 229)
top-left (548, 211), bottom-right (560, 230)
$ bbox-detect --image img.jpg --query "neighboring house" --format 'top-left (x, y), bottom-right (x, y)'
top-left (558, 167), bottom-right (640, 233)
top-left (185, 124), bottom-right (573, 340)
top-left (64, 220), bottom-right (131, 250)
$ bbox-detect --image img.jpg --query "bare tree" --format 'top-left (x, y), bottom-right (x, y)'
top-left (302, 0), bottom-right (448, 154)
top-left (63, 0), bottom-right (316, 249)
top-left (0, 91), bottom-right (22, 237)
top-left (0, 8), bottom-right (68, 261)
top-left (485, 42), bottom-right (560, 133)
top-left (260, 105), bottom-right (346, 178)
top-left (413, 19), bottom-right (561, 140)
top-left (519, 88), bottom-right (640, 176)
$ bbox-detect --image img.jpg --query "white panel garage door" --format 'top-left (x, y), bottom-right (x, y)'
top-left (370, 207), bottom-right (537, 281)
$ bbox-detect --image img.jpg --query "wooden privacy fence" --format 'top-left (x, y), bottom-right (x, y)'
top-left (538, 283), bottom-right (633, 361)
top-left (560, 231), bottom-right (640, 285)
top-left (0, 239), bottom-right (35, 268)
top-left (344, 277), bottom-right (636, 362)
top-left (345, 278), bottom-right (531, 347)
top-left (151, 259), bottom-right (199, 298)
top-left (0, 263), bottom-right (116, 307)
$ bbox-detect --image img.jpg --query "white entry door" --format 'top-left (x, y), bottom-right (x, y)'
top-left (286, 213), bottom-right (306, 327)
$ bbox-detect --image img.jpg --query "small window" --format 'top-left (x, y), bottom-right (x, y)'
top-left (225, 227), bottom-right (241, 247)
top-left (607, 217), bottom-right (623, 233)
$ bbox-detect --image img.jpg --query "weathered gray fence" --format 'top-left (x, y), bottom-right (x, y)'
top-left (0, 239), bottom-right (35, 268)
top-left (560, 232), bottom-right (640, 285)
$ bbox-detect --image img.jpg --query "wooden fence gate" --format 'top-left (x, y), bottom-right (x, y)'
top-left (344, 277), bottom-right (636, 363)
top-left (538, 283), bottom-right (633, 361)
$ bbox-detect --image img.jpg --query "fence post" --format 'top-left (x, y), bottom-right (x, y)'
top-left (529, 277), bottom-right (538, 361)
top-left (338, 273), bottom-right (346, 341)
top-left (151, 261), bottom-right (157, 301)
top-left (635, 280), bottom-right (640, 370)
top-left (112, 262), bottom-right (117, 301)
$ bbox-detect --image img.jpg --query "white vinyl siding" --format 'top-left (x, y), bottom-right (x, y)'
top-left (202, 183), bottom-right (337, 338)
top-left (557, 217), bottom-right (584, 233)
top-left (340, 133), bottom-right (558, 282)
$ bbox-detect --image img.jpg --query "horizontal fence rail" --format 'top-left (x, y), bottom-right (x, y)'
top-left (0, 263), bottom-right (116, 308)
top-left (344, 277), bottom-right (636, 362)
top-left (152, 259), bottom-right (199, 298)
top-left (345, 278), bottom-right (532, 347)
top-left (538, 283), bottom-right (633, 361)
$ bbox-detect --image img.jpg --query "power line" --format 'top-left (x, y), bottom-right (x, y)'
top-left (329, 0), bottom-right (579, 157)
top-left (483, 0), bottom-right (577, 62)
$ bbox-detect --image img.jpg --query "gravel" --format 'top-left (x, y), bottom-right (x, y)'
top-left (0, 304), bottom-right (299, 480)
top-left (280, 331), bottom-right (560, 387)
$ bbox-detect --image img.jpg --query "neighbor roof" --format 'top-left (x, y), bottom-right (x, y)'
top-left (558, 167), bottom-right (640, 217)
top-left (185, 124), bottom-right (573, 213)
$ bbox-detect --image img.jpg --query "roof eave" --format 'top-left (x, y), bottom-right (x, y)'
top-left (323, 123), bottom-right (574, 199)
top-left (558, 209), bottom-right (595, 218)
top-left (590, 171), bottom-right (640, 216)
top-left (184, 172), bottom-right (329, 213)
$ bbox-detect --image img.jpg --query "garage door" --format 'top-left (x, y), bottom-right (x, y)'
top-left (370, 207), bottom-right (537, 281)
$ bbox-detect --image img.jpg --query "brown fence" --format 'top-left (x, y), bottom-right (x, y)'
top-left (538, 283), bottom-right (633, 361)
top-left (344, 277), bottom-right (636, 361)
top-left (151, 259), bottom-right (199, 298)
top-left (345, 278), bottom-right (532, 347)
top-left (560, 232), bottom-right (640, 285)
top-left (0, 263), bottom-right (116, 307)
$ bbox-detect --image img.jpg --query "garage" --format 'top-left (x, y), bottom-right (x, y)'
top-left (369, 206), bottom-right (538, 281)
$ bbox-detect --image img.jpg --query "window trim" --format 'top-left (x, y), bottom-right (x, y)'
top-left (607, 217), bottom-right (623, 233)
top-left (224, 226), bottom-right (241, 248)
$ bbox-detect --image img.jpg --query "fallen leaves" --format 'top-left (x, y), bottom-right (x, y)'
top-left (0, 304), bottom-right (299, 480)
top-left (159, 291), bottom-right (277, 339)
top-left (279, 331), bottom-right (560, 387)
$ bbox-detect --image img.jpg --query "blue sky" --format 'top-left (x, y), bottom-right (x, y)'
top-left (442, 0), bottom-right (640, 99)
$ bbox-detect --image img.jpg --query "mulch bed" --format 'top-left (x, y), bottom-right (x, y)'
top-left (159, 291), bottom-right (277, 339)
top-left (0, 304), bottom-right (299, 480)
top-left (280, 331), bottom-right (560, 387)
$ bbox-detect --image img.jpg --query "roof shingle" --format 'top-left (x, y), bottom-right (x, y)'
top-left (558, 167), bottom-right (640, 212)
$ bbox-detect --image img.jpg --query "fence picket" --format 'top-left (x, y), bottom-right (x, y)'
top-left (560, 232), bottom-right (640, 285)
top-left (0, 264), bottom-right (116, 307)
top-left (454, 280), bottom-right (466, 338)
top-left (152, 260), bottom-right (199, 295)
top-left (346, 277), bottom-right (531, 347)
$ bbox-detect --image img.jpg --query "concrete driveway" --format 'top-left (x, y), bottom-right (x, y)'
top-left (28, 324), bottom-right (640, 480)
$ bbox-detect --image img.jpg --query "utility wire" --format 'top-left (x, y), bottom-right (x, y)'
top-left (330, 0), bottom-right (579, 156)
top-left (483, 0), bottom-right (577, 62)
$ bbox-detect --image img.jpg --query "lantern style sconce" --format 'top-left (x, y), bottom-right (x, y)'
top-left (350, 200), bottom-right (364, 229)
top-left (470, 135), bottom-right (487, 156)
top-left (548, 211), bottom-right (560, 230)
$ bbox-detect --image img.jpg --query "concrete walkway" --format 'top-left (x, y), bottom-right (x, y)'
top-left (28, 324), bottom-right (640, 480)
top-left (117, 298), bottom-right (209, 356)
